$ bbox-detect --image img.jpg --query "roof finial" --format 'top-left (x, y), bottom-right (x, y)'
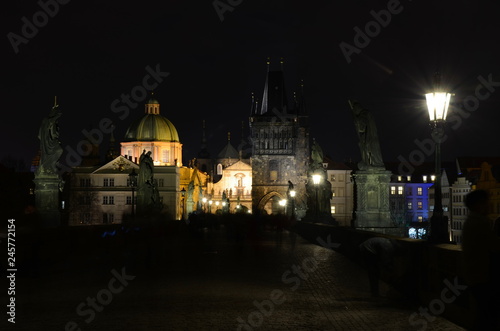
top-left (227, 132), bottom-right (231, 142)
top-left (266, 57), bottom-right (270, 71)
top-left (280, 57), bottom-right (284, 71)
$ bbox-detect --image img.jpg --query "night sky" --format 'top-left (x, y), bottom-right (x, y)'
top-left (3, 0), bottom-right (500, 170)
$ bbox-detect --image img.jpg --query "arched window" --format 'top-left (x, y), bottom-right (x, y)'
top-left (217, 164), bottom-right (223, 175)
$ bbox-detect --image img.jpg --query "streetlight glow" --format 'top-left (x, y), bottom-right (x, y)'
top-left (425, 92), bottom-right (451, 121)
top-left (290, 190), bottom-right (296, 198)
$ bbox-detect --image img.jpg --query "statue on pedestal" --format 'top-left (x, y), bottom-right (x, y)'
top-left (137, 150), bottom-right (162, 215)
top-left (349, 100), bottom-right (384, 170)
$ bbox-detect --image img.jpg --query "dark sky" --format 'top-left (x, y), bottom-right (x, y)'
top-left (3, 0), bottom-right (500, 170)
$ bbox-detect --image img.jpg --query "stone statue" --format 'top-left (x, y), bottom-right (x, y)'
top-left (311, 140), bottom-right (324, 169)
top-left (304, 140), bottom-right (334, 222)
top-left (37, 103), bottom-right (63, 176)
top-left (349, 100), bottom-right (384, 170)
top-left (137, 150), bottom-right (162, 214)
top-left (138, 150), bottom-right (154, 186)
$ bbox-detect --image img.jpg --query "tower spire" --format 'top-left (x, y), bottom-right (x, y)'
top-left (266, 57), bottom-right (270, 72)
top-left (280, 57), bottom-right (284, 71)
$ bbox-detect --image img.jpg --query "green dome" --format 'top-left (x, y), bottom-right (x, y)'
top-left (124, 114), bottom-right (180, 142)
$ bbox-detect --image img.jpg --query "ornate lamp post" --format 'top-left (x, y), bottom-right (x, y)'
top-left (181, 187), bottom-right (186, 220)
top-left (128, 169), bottom-right (138, 220)
top-left (425, 74), bottom-right (451, 243)
top-left (290, 189), bottom-right (296, 219)
top-left (202, 197), bottom-right (207, 213)
top-left (312, 174), bottom-right (321, 221)
top-left (279, 199), bottom-right (287, 214)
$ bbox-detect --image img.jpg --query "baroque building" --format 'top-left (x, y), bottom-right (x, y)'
top-left (249, 62), bottom-right (309, 215)
top-left (67, 96), bottom-right (207, 225)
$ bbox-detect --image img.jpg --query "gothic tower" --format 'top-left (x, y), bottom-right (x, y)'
top-left (249, 59), bottom-right (309, 215)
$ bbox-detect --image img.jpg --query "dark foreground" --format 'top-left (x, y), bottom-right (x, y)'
top-left (1, 217), bottom-right (464, 330)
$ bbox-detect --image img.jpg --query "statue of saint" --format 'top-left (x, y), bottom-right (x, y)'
top-left (138, 150), bottom-right (154, 186)
top-left (349, 100), bottom-right (384, 170)
top-left (37, 103), bottom-right (63, 176)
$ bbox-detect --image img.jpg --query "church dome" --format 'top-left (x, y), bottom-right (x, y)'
top-left (124, 98), bottom-right (180, 142)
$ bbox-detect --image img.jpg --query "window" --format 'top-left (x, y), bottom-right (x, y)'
top-left (103, 196), bottom-right (114, 205)
top-left (217, 164), bottom-right (223, 175)
top-left (398, 186), bottom-right (403, 195)
top-left (391, 186), bottom-right (396, 195)
top-left (331, 206), bottom-right (336, 214)
top-left (269, 160), bottom-right (279, 182)
top-left (332, 189), bottom-right (336, 197)
top-left (417, 187), bottom-right (423, 196)
top-left (338, 174), bottom-right (344, 182)
top-left (103, 178), bottom-right (114, 187)
top-left (330, 174), bottom-right (336, 182)
top-left (398, 176), bottom-right (402, 182)
top-left (407, 187), bottom-right (412, 196)
top-left (126, 196), bottom-right (132, 205)
top-left (80, 178), bottom-right (91, 187)
top-left (418, 216), bottom-right (423, 222)
top-left (103, 213), bottom-right (114, 224)
top-left (407, 176), bottom-right (411, 182)
top-left (408, 202), bottom-right (413, 210)
top-left (79, 195), bottom-right (91, 205)
top-left (417, 201), bottom-right (423, 210)
top-left (423, 176), bottom-right (427, 183)
top-left (162, 150), bottom-right (169, 163)
top-left (158, 179), bottom-right (164, 187)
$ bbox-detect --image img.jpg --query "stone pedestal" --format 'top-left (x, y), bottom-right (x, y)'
top-left (34, 175), bottom-right (61, 228)
top-left (353, 169), bottom-right (393, 230)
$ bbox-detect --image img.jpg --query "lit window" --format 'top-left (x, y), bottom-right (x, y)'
top-left (331, 206), bottom-right (336, 214)
top-left (418, 216), bottom-right (423, 222)
top-left (217, 164), bottom-right (223, 175)
top-left (417, 187), bottom-right (423, 196)
top-left (423, 176), bottom-right (427, 183)
top-left (417, 201), bottom-right (423, 209)
top-left (330, 174), bottom-right (336, 182)
top-left (408, 202), bottom-right (413, 210)
top-left (398, 176), bottom-right (402, 182)
top-left (391, 186), bottom-right (396, 195)
top-left (407, 176), bottom-right (411, 182)
top-left (398, 186), bottom-right (403, 195)
top-left (332, 189), bottom-right (336, 197)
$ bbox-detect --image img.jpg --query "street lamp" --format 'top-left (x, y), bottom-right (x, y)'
top-left (209, 200), bottom-right (213, 213)
top-left (128, 169), bottom-right (138, 220)
top-left (181, 187), bottom-right (186, 220)
top-left (202, 197), bottom-right (207, 213)
top-left (279, 199), bottom-right (287, 214)
top-left (312, 174), bottom-right (321, 221)
top-left (425, 73), bottom-right (451, 243)
top-left (290, 189), bottom-right (296, 219)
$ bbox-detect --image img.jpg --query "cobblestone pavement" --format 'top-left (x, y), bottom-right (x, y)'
top-left (7, 225), bottom-right (465, 331)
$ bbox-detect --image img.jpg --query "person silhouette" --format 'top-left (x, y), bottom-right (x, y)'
top-left (462, 190), bottom-right (500, 330)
